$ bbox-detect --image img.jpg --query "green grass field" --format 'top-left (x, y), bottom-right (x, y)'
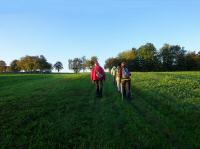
top-left (0, 72), bottom-right (200, 148)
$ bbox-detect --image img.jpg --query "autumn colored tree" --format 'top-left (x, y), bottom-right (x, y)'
top-left (0, 60), bottom-right (6, 72)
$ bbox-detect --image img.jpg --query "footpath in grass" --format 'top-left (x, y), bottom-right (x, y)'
top-left (0, 72), bottom-right (200, 148)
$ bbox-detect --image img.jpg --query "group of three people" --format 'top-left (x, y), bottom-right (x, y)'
top-left (111, 62), bottom-right (131, 99)
top-left (91, 61), bottom-right (131, 99)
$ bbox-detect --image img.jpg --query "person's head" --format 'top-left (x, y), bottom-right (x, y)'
top-left (118, 62), bottom-right (121, 67)
top-left (113, 66), bottom-right (116, 69)
top-left (121, 62), bottom-right (125, 68)
top-left (95, 61), bottom-right (99, 66)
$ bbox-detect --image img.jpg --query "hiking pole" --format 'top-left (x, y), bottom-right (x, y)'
top-left (121, 83), bottom-right (123, 101)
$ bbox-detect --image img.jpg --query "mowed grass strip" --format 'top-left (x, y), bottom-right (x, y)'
top-left (0, 72), bottom-right (200, 148)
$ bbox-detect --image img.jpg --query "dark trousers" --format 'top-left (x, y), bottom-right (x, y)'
top-left (121, 79), bottom-right (131, 98)
top-left (95, 80), bottom-right (103, 97)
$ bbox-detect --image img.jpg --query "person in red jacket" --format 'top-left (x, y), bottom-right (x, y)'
top-left (91, 61), bottom-right (106, 98)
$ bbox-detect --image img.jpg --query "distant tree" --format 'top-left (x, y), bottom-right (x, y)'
top-left (174, 46), bottom-right (186, 70)
top-left (84, 56), bottom-right (98, 70)
top-left (44, 63), bottom-right (52, 73)
top-left (37, 55), bottom-right (52, 72)
top-left (91, 56), bottom-right (98, 66)
top-left (0, 60), bottom-right (7, 72)
top-left (197, 51), bottom-right (200, 69)
top-left (135, 55), bottom-right (145, 71)
top-left (138, 43), bottom-right (158, 71)
top-left (118, 48), bottom-right (137, 60)
top-left (104, 57), bottom-right (120, 71)
top-left (54, 61), bottom-right (63, 72)
top-left (17, 56), bottom-right (37, 72)
top-left (117, 48), bottom-right (138, 71)
top-left (185, 52), bottom-right (199, 70)
top-left (85, 60), bottom-right (92, 70)
top-left (17, 55), bottom-right (52, 73)
top-left (6, 66), bottom-right (11, 72)
top-left (105, 43), bottom-right (199, 72)
top-left (81, 56), bottom-right (87, 72)
top-left (159, 44), bottom-right (175, 71)
top-left (68, 59), bottom-right (73, 70)
top-left (159, 44), bottom-right (187, 71)
top-left (68, 58), bottom-right (83, 73)
top-left (10, 60), bottom-right (21, 72)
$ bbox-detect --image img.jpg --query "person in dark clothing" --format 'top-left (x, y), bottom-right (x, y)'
top-left (94, 80), bottom-right (103, 97)
top-left (120, 62), bottom-right (131, 99)
top-left (91, 61), bottom-right (106, 97)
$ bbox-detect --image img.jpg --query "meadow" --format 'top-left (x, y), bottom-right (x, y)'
top-left (0, 72), bottom-right (200, 148)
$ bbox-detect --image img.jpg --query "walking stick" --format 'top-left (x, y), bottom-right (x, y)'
top-left (121, 83), bottom-right (123, 101)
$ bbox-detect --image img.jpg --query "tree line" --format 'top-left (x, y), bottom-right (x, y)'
top-left (105, 43), bottom-right (200, 71)
top-left (1, 43), bottom-right (199, 73)
top-left (0, 55), bottom-right (99, 73)
top-left (0, 55), bottom-right (65, 73)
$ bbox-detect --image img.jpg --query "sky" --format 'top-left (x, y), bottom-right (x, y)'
top-left (0, 0), bottom-right (200, 72)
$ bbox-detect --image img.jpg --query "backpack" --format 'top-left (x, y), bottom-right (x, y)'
top-left (122, 68), bottom-right (130, 79)
top-left (96, 70), bottom-right (104, 79)
top-left (116, 67), bottom-right (121, 77)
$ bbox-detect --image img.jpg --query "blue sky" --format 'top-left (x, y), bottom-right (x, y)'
top-left (0, 0), bottom-right (200, 72)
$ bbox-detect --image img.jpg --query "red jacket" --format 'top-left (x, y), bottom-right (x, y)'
top-left (91, 65), bottom-right (106, 81)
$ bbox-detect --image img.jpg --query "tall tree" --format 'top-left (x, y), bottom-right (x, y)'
top-left (118, 48), bottom-right (137, 60)
top-left (138, 43), bottom-right (158, 71)
top-left (104, 57), bottom-right (120, 71)
top-left (174, 46), bottom-right (186, 70)
top-left (91, 56), bottom-right (98, 66)
top-left (117, 48), bottom-right (138, 71)
top-left (54, 61), bottom-right (63, 72)
top-left (17, 56), bottom-right (38, 72)
top-left (68, 58), bottom-right (83, 73)
top-left (185, 52), bottom-right (199, 70)
top-left (17, 55), bottom-right (52, 73)
top-left (84, 56), bottom-right (98, 70)
top-left (159, 44), bottom-right (186, 71)
top-left (159, 44), bottom-right (174, 71)
top-left (197, 51), bottom-right (200, 69)
top-left (0, 60), bottom-right (6, 72)
top-left (10, 60), bottom-right (21, 72)
top-left (37, 55), bottom-right (52, 72)
top-left (81, 56), bottom-right (87, 72)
